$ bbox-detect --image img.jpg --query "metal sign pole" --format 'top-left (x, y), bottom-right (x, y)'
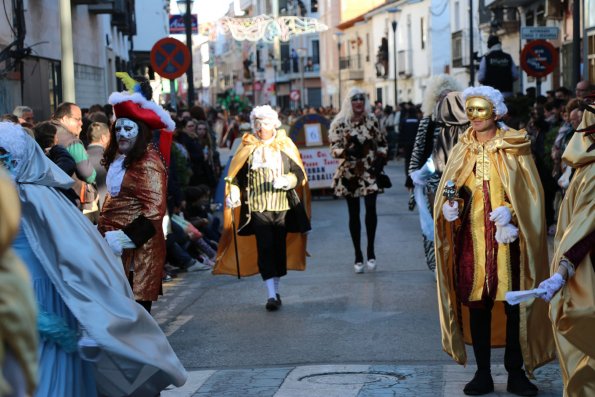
top-left (170, 80), bottom-right (177, 111)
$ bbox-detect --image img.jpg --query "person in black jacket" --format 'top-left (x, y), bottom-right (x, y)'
top-left (33, 121), bottom-right (80, 206)
top-left (478, 35), bottom-right (519, 98)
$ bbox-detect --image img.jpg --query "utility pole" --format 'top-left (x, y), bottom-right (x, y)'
top-left (469, 0), bottom-right (475, 86)
top-left (184, 0), bottom-right (195, 106)
top-left (572, 0), bottom-right (581, 87)
top-left (59, 0), bottom-right (76, 102)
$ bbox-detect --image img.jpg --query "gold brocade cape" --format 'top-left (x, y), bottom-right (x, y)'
top-left (0, 170), bottom-right (38, 395)
top-left (213, 130), bottom-right (311, 277)
top-left (433, 127), bottom-right (556, 375)
top-left (549, 132), bottom-right (595, 396)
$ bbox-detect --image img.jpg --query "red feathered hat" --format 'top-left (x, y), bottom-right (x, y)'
top-left (108, 74), bottom-right (175, 165)
top-left (108, 91), bottom-right (175, 131)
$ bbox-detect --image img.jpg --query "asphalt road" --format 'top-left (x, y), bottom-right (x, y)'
top-left (154, 159), bottom-right (454, 370)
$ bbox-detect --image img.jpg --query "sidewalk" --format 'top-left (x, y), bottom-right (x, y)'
top-left (163, 363), bottom-right (563, 397)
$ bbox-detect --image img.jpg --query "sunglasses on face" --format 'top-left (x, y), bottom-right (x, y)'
top-left (186, 124), bottom-right (196, 128)
top-left (351, 94), bottom-right (365, 102)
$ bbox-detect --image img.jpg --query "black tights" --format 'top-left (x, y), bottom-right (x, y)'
top-left (469, 301), bottom-right (523, 374)
top-left (346, 194), bottom-right (378, 263)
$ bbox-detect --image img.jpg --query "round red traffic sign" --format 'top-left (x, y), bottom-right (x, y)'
top-left (520, 40), bottom-right (558, 78)
top-left (150, 37), bottom-right (191, 80)
top-left (290, 90), bottom-right (300, 101)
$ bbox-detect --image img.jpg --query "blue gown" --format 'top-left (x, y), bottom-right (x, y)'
top-left (12, 229), bottom-right (97, 397)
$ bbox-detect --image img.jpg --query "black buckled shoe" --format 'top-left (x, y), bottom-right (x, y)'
top-left (265, 298), bottom-right (280, 311)
top-left (463, 370), bottom-right (494, 395)
top-left (507, 371), bottom-right (538, 396)
top-left (276, 294), bottom-right (282, 306)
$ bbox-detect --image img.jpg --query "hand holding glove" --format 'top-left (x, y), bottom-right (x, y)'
top-left (105, 230), bottom-right (136, 256)
top-left (225, 185), bottom-right (241, 208)
top-left (537, 273), bottom-right (565, 302)
top-left (442, 201), bottom-right (459, 222)
top-left (489, 206), bottom-right (512, 226)
top-left (273, 175), bottom-right (291, 190)
top-left (345, 138), bottom-right (364, 159)
top-left (495, 223), bottom-right (519, 244)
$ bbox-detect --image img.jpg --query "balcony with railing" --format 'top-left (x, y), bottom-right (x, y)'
top-left (275, 55), bottom-right (321, 82)
top-left (339, 54), bottom-right (364, 81)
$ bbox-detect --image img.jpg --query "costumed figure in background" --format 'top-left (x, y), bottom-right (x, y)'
top-left (0, 167), bottom-right (37, 397)
top-left (329, 87), bottom-right (388, 274)
top-left (0, 122), bottom-right (186, 397)
top-left (213, 105), bottom-right (311, 311)
top-left (537, 92), bottom-right (595, 397)
top-left (408, 75), bottom-right (462, 273)
top-left (99, 74), bottom-right (174, 314)
top-left (434, 86), bottom-right (555, 396)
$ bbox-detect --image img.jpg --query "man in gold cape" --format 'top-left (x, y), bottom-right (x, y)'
top-left (213, 105), bottom-right (311, 311)
top-left (539, 96), bottom-right (595, 397)
top-left (434, 86), bottom-right (555, 396)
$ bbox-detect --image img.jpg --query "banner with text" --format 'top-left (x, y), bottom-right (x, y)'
top-left (299, 148), bottom-right (340, 190)
top-left (169, 14), bottom-right (198, 34)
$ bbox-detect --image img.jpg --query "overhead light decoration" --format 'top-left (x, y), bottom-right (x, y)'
top-left (220, 15), bottom-right (328, 42)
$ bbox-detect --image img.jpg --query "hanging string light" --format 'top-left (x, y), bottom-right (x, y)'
top-left (220, 15), bottom-right (328, 43)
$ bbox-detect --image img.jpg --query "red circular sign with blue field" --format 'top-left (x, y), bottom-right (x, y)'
top-left (150, 37), bottom-right (191, 80)
top-left (520, 40), bottom-right (558, 78)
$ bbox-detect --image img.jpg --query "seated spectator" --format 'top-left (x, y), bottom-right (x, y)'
top-left (33, 121), bottom-right (80, 206)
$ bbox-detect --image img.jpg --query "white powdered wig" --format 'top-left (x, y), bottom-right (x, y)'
top-left (421, 75), bottom-right (463, 117)
top-left (462, 86), bottom-right (508, 118)
top-left (250, 105), bottom-right (282, 130)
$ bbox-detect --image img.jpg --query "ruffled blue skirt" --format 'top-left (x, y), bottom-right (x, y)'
top-left (13, 229), bottom-right (97, 397)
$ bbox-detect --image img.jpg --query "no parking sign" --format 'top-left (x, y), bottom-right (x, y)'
top-left (150, 37), bottom-right (191, 80)
top-left (520, 40), bottom-right (558, 78)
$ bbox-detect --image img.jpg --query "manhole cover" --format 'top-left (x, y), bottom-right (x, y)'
top-left (299, 371), bottom-right (407, 385)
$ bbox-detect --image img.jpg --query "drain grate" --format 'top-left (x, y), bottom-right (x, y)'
top-left (298, 371), bottom-right (408, 385)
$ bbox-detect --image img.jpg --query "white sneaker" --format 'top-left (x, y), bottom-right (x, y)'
top-left (354, 262), bottom-right (365, 274)
top-left (366, 259), bottom-right (376, 271)
top-left (187, 259), bottom-right (211, 272)
top-left (200, 254), bottom-right (215, 267)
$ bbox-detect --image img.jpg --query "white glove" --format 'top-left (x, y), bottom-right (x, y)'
top-left (410, 158), bottom-right (435, 187)
top-left (537, 273), bottom-right (565, 302)
top-left (489, 206), bottom-right (512, 226)
top-left (226, 185), bottom-right (241, 208)
top-left (104, 230), bottom-right (135, 256)
top-left (558, 166), bottom-right (572, 189)
top-left (495, 223), bottom-right (519, 244)
top-left (273, 175), bottom-right (291, 190)
top-left (442, 201), bottom-right (459, 222)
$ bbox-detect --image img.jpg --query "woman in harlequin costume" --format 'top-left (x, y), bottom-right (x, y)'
top-left (0, 121), bottom-right (186, 397)
top-left (537, 92), bottom-right (595, 397)
top-left (434, 86), bottom-right (555, 396)
top-left (213, 105), bottom-right (311, 311)
top-left (99, 73), bottom-right (175, 314)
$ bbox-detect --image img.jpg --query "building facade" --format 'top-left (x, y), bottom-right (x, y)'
top-left (0, 0), bottom-right (136, 120)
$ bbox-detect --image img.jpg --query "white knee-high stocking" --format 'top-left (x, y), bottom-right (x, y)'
top-left (265, 278), bottom-right (276, 299)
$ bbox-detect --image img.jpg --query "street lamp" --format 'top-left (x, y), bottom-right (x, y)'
top-left (177, 0), bottom-right (195, 107)
top-left (388, 7), bottom-right (399, 108)
top-left (297, 47), bottom-right (306, 108)
top-left (334, 31), bottom-right (344, 108)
